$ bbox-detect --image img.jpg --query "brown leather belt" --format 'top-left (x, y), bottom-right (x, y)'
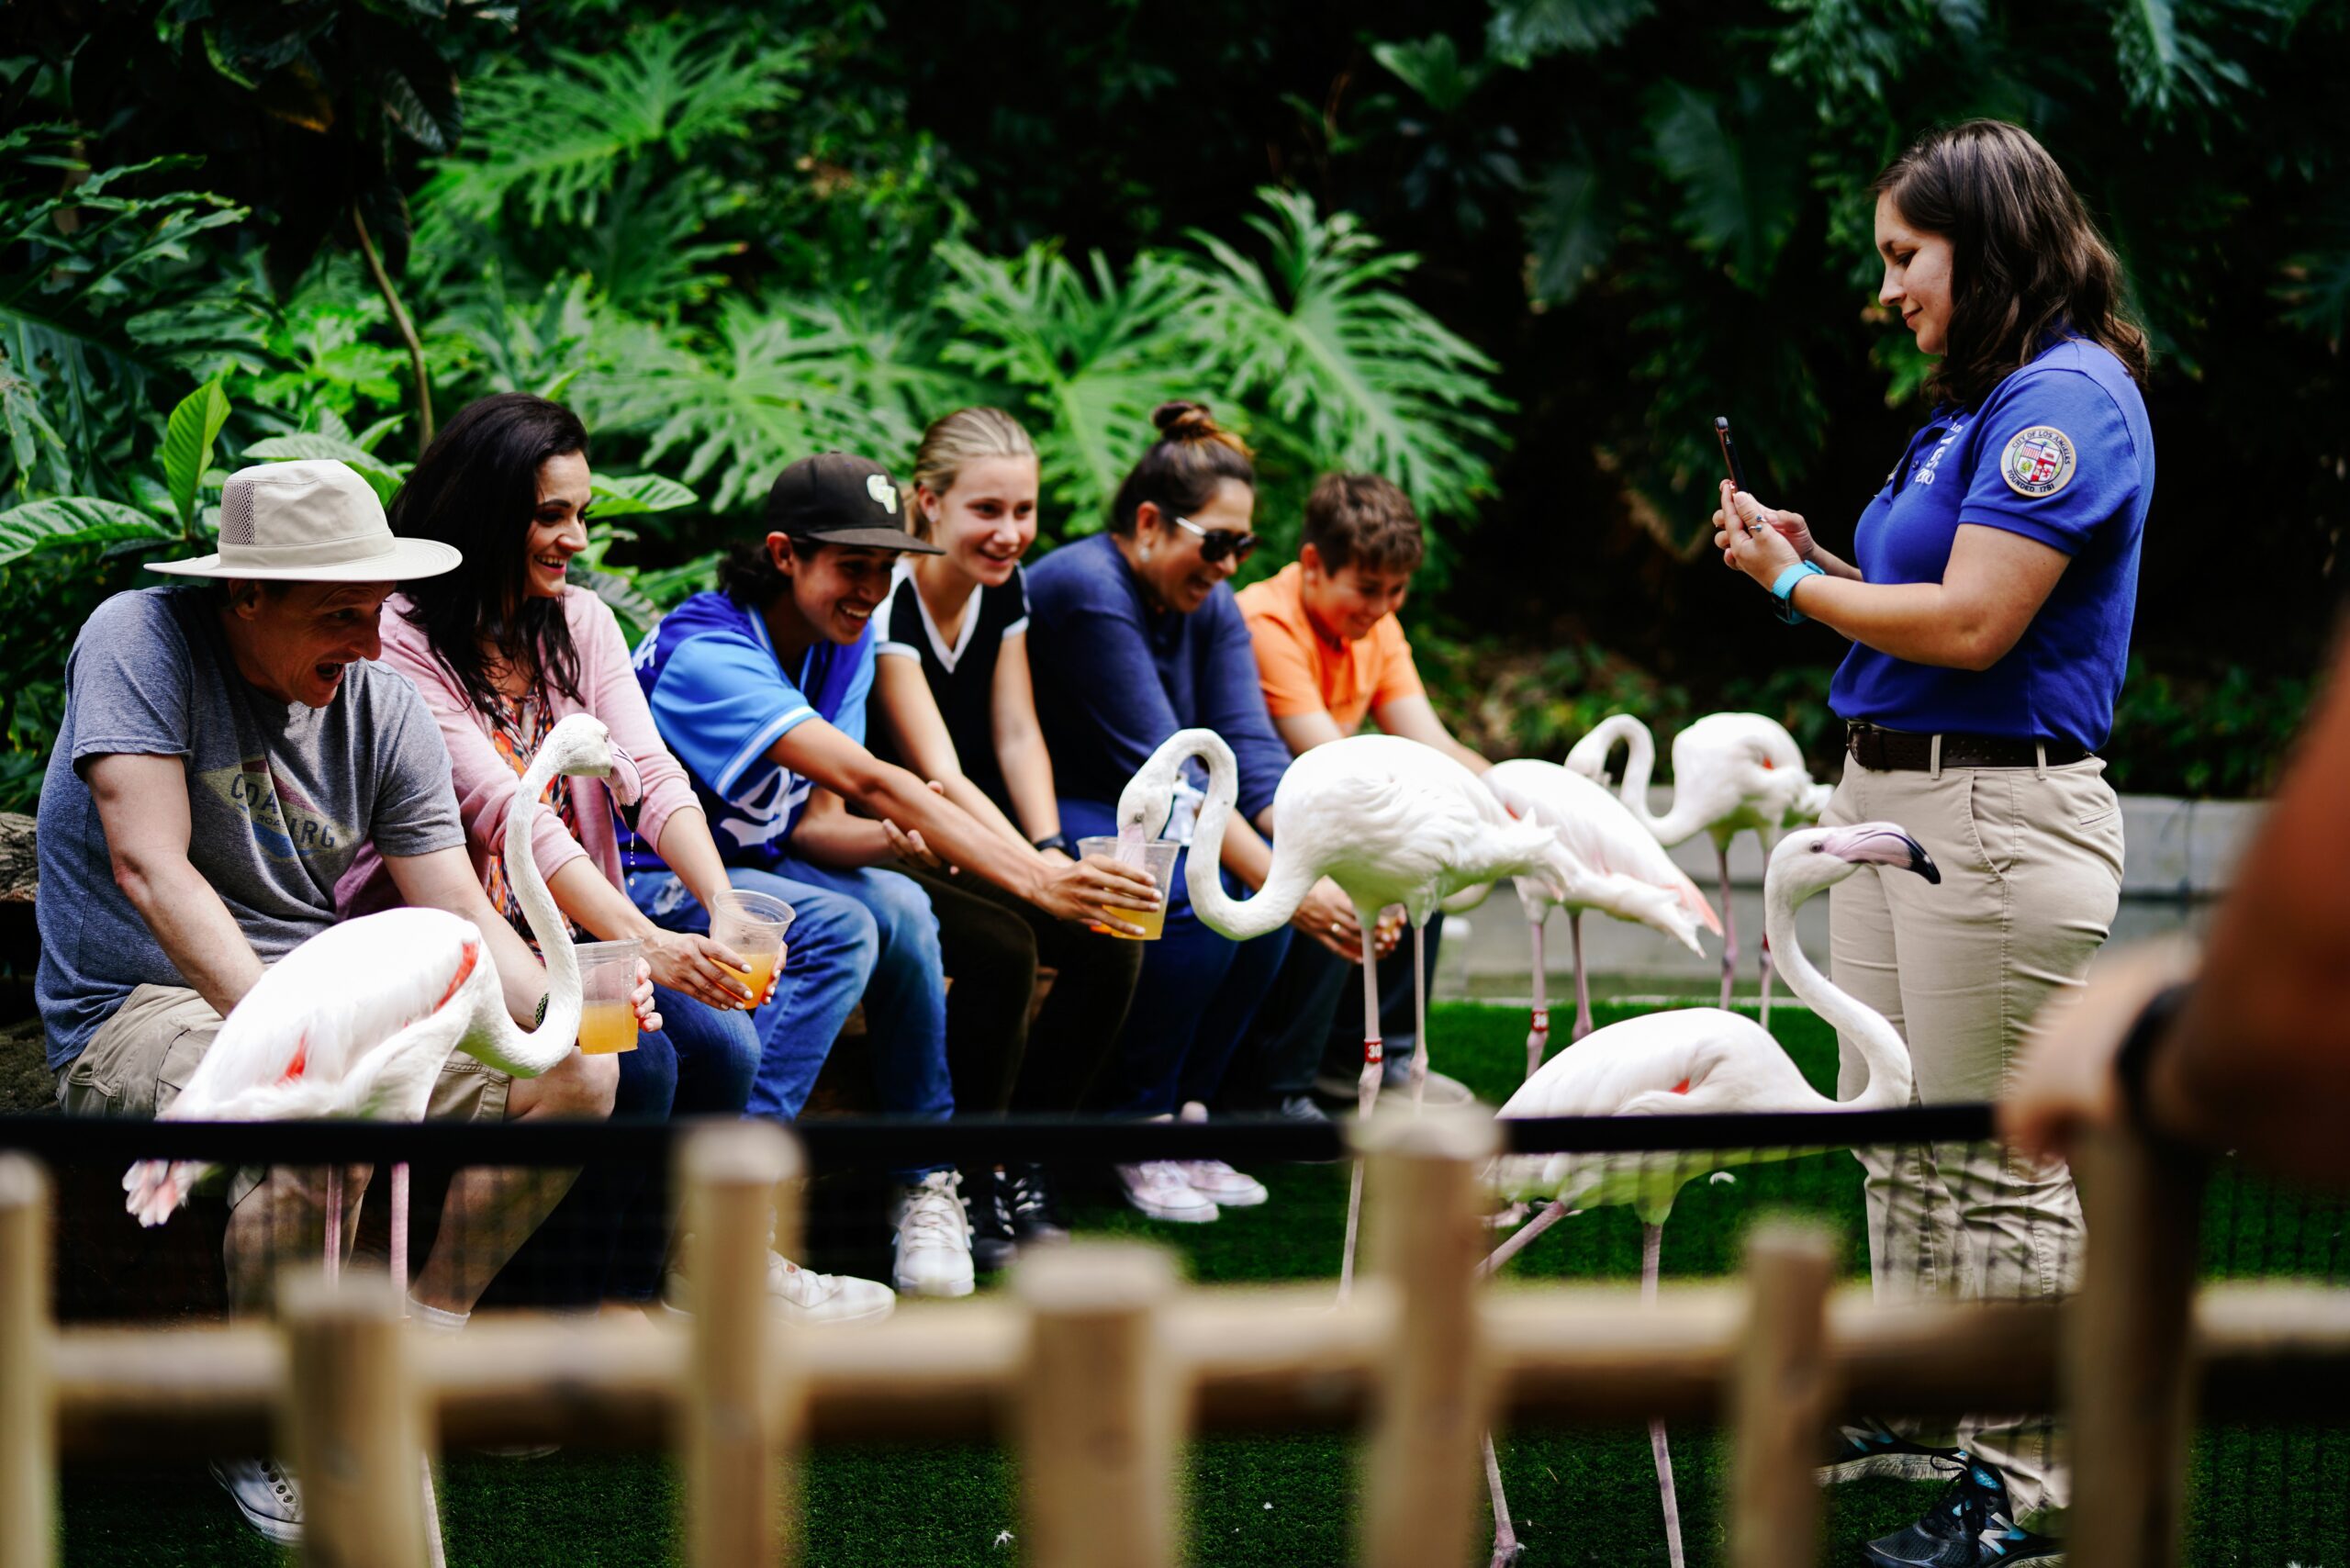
top-left (1845, 722), bottom-right (2092, 772)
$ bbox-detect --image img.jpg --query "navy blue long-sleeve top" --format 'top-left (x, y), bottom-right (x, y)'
top-left (1026, 532), bottom-right (1290, 823)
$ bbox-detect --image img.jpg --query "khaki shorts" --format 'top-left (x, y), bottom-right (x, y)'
top-left (57, 983), bottom-right (511, 1206)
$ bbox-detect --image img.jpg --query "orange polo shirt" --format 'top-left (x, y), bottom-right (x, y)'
top-left (1236, 562), bottom-right (1425, 736)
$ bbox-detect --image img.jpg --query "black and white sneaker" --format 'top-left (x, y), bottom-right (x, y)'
top-left (963, 1167), bottom-right (1019, 1272)
top-left (1862, 1452), bottom-right (2063, 1567)
top-left (1818, 1416), bottom-right (1957, 1484)
top-left (1004, 1163), bottom-right (1069, 1248)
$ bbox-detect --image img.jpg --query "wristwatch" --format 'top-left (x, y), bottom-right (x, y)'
top-left (1032, 832), bottom-right (1073, 857)
top-left (1769, 560), bottom-right (1827, 624)
top-left (2112, 980), bottom-right (2197, 1156)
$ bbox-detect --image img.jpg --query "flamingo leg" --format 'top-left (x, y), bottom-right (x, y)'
top-left (324, 1165), bottom-right (343, 1282)
top-left (1525, 914), bottom-right (1549, 1082)
top-left (1644, 1222), bottom-right (1686, 1568)
top-left (1483, 1429), bottom-right (1524, 1567)
top-left (1478, 1197), bottom-right (1570, 1278)
top-left (1337, 918), bottom-right (1384, 1300)
top-left (1756, 828), bottom-right (1778, 1031)
top-left (1715, 842), bottom-right (1738, 1013)
top-left (1570, 909), bottom-right (1594, 1042)
top-left (392, 1161), bottom-right (411, 1292)
top-left (1406, 920), bottom-right (1428, 1113)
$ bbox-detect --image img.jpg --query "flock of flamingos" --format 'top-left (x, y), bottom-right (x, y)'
top-left (123, 709), bottom-right (1941, 1568)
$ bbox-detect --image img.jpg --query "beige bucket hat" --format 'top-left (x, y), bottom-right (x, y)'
top-left (148, 459), bottom-right (462, 582)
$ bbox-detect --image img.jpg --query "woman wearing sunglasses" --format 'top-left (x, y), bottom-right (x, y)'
top-left (1027, 401), bottom-right (1363, 1224)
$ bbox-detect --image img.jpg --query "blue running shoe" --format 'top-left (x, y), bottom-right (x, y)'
top-left (1862, 1453), bottom-right (2062, 1566)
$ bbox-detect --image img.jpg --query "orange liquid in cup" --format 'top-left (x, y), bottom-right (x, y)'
top-left (725, 950), bottom-right (778, 1009)
top-left (1091, 904), bottom-right (1169, 942)
top-left (577, 999), bottom-right (641, 1055)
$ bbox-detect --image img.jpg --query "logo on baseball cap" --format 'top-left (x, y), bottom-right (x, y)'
top-left (763, 454), bottom-right (942, 555)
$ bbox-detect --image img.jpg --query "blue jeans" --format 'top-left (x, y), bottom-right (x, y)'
top-left (1060, 800), bottom-right (1292, 1118)
top-left (486, 986), bottom-right (758, 1306)
top-left (631, 862), bottom-right (954, 1129)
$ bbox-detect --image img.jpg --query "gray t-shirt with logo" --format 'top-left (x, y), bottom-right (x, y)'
top-left (35, 588), bottom-right (464, 1069)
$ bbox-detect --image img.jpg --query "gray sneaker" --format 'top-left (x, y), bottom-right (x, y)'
top-left (210, 1457), bottom-right (302, 1545)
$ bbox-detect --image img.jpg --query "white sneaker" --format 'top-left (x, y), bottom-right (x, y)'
top-left (1116, 1160), bottom-right (1219, 1223)
top-left (1179, 1159), bottom-right (1268, 1206)
top-left (663, 1245), bottom-right (897, 1326)
top-left (890, 1171), bottom-right (977, 1298)
top-left (767, 1249), bottom-right (897, 1323)
top-left (210, 1457), bottom-right (302, 1545)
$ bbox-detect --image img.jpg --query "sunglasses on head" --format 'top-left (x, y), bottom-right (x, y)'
top-left (1170, 513), bottom-right (1260, 565)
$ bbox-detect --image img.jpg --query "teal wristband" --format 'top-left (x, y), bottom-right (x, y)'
top-left (1769, 561), bottom-right (1826, 624)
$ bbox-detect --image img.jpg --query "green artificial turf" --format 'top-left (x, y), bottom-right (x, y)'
top-left (54, 1001), bottom-right (2350, 1566)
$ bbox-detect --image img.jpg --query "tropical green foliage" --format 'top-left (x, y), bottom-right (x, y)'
top-left (2, 0), bottom-right (2343, 812)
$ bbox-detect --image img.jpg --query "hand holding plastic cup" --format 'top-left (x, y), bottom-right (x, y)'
top-left (576, 939), bottom-right (644, 1054)
top-left (1078, 835), bottom-right (1178, 941)
top-left (709, 889), bottom-right (794, 1009)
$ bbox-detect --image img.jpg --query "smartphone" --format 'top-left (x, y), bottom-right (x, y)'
top-left (1713, 416), bottom-right (1751, 495)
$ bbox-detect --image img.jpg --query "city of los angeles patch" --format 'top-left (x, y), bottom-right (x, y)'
top-left (1998, 426), bottom-right (2076, 498)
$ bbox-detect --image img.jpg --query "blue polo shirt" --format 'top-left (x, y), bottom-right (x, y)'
top-left (625, 590), bottom-right (873, 872)
top-left (1830, 338), bottom-right (2153, 751)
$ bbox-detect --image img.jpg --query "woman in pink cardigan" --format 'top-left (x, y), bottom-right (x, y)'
top-left (346, 393), bottom-right (892, 1324)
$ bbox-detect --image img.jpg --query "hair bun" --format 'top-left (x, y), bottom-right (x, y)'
top-left (1151, 400), bottom-right (1221, 441)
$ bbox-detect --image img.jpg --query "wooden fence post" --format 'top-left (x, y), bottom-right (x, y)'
top-left (2065, 1126), bottom-right (2205, 1568)
top-left (1728, 1221), bottom-right (1838, 1568)
top-left (1356, 1107), bottom-right (1501, 1568)
top-left (280, 1268), bottom-right (427, 1568)
top-left (1, 1156), bottom-right (52, 1568)
top-left (1015, 1243), bottom-right (1179, 1568)
top-left (679, 1121), bottom-right (802, 1568)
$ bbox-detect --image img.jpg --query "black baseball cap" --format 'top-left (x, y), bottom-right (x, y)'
top-left (762, 453), bottom-right (942, 554)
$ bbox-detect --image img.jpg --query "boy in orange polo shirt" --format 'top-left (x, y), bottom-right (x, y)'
top-left (1226, 474), bottom-right (1489, 1118)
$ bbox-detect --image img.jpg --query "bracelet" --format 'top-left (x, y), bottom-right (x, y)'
top-left (2112, 980), bottom-right (2198, 1157)
top-left (1769, 560), bottom-right (1827, 624)
top-left (1032, 832), bottom-right (1073, 857)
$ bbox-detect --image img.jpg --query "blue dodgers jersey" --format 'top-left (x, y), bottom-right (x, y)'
top-left (623, 591), bottom-right (874, 873)
top-left (1830, 338), bottom-right (2154, 751)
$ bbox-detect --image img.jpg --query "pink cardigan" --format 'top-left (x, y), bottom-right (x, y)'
top-left (341, 588), bottom-right (700, 915)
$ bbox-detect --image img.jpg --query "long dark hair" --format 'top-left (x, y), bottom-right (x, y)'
top-left (1107, 401), bottom-right (1255, 535)
top-left (1872, 119), bottom-right (2150, 409)
top-left (391, 393), bottom-right (589, 721)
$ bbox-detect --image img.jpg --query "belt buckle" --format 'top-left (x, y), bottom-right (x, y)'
top-left (1846, 722), bottom-right (1882, 771)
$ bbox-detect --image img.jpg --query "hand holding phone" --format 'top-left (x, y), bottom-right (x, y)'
top-left (1713, 415), bottom-right (1751, 496)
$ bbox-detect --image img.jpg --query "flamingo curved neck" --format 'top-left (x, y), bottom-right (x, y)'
top-left (1595, 717), bottom-right (1710, 848)
top-left (1763, 871), bottom-right (1911, 1110)
top-left (475, 741), bottom-right (587, 1070)
top-left (1180, 740), bottom-right (1317, 942)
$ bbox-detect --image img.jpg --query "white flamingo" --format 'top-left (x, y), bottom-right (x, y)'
top-left (1473, 821), bottom-right (1938, 1568)
top-left (1566, 711), bottom-right (1833, 1026)
top-left (1116, 728), bottom-right (1572, 1293)
top-left (124, 714), bottom-right (621, 1263)
top-left (1483, 758), bottom-right (1721, 1078)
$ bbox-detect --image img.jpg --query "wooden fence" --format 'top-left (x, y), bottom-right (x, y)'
top-left (4, 1112), bottom-right (2348, 1568)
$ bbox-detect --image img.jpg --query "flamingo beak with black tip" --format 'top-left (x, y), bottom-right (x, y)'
top-left (1819, 822), bottom-right (1941, 884)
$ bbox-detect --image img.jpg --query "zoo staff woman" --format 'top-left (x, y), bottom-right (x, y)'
top-left (1717, 119), bottom-right (2150, 1560)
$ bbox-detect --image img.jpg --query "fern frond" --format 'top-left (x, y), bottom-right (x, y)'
top-left (1186, 189), bottom-right (1511, 521)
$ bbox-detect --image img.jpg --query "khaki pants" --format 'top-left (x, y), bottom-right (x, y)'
top-left (1825, 753), bottom-right (2125, 1522)
top-left (59, 983), bottom-right (510, 1312)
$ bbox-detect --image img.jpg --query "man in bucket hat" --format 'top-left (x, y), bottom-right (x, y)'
top-left (34, 459), bottom-right (653, 1544)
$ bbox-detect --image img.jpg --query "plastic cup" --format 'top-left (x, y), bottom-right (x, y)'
top-left (709, 890), bottom-right (794, 1010)
top-left (1078, 835), bottom-right (1179, 941)
top-left (575, 939), bottom-right (643, 1055)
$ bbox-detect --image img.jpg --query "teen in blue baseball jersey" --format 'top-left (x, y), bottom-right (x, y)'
top-left (628, 454), bottom-right (1158, 1298)
top-left (1717, 121), bottom-right (2150, 1562)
